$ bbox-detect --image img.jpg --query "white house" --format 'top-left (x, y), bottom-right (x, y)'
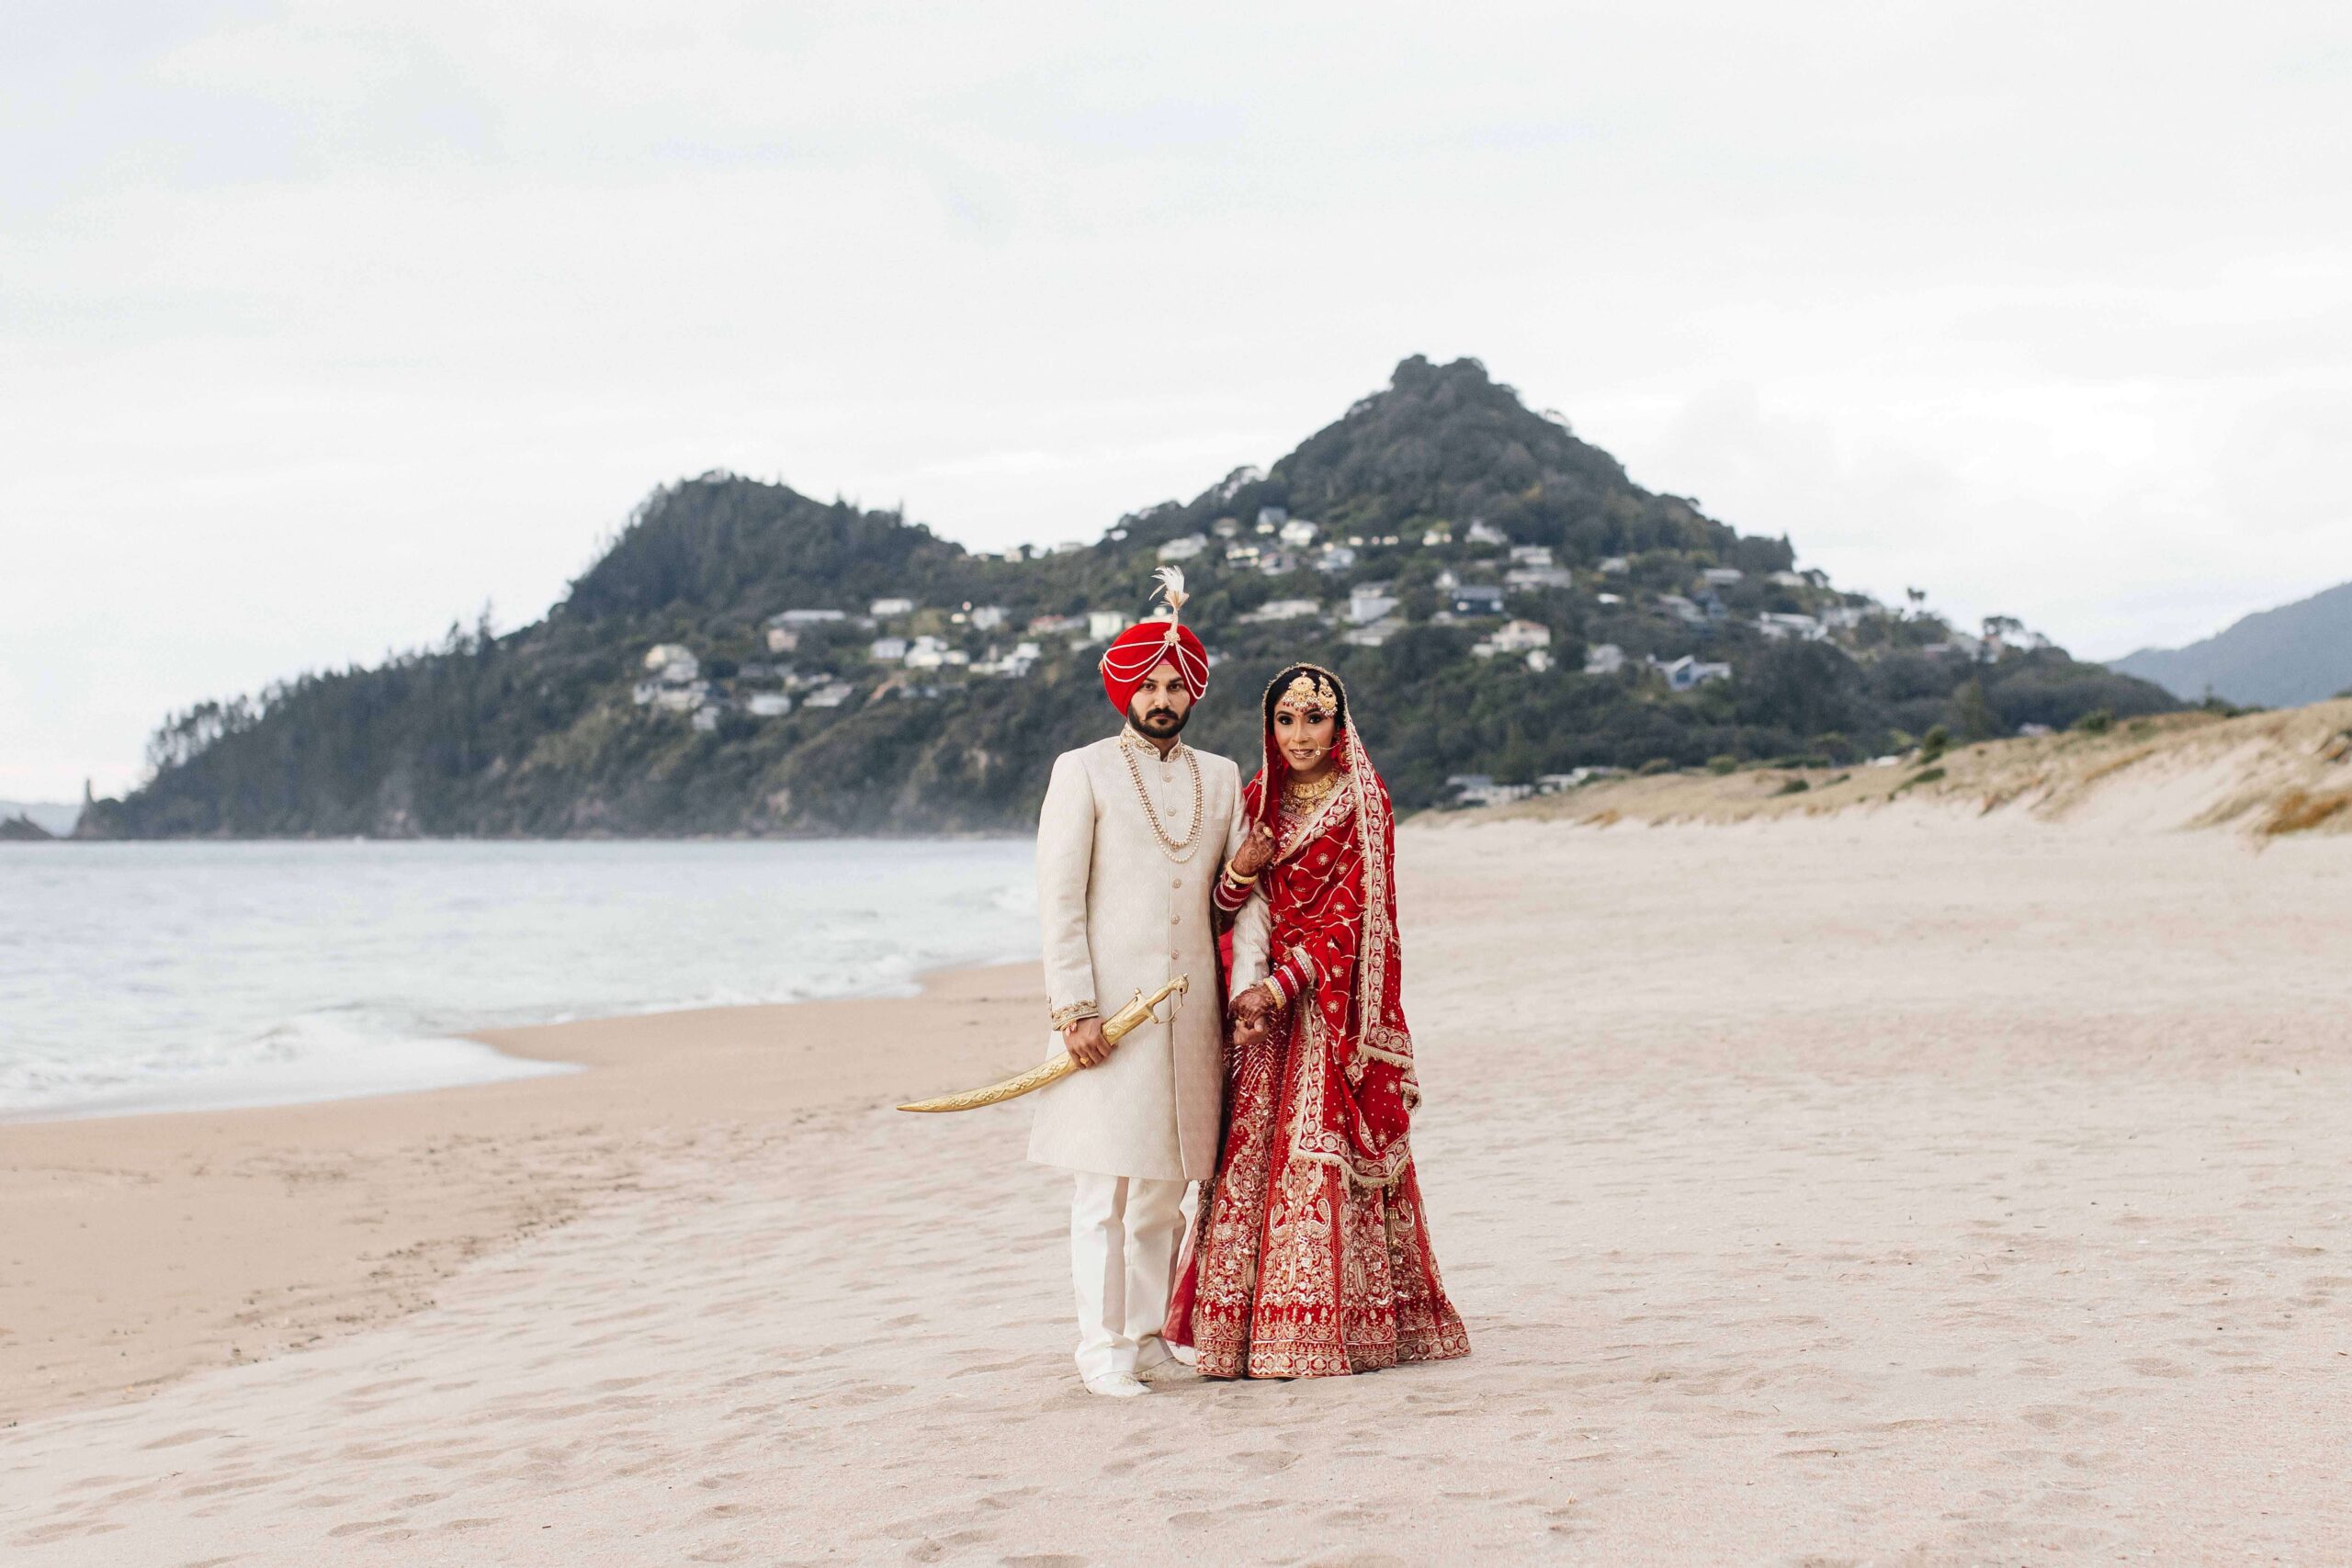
top-left (1348, 582), bottom-right (1399, 624)
top-left (1421, 525), bottom-right (1454, 547)
top-left (968, 604), bottom-right (1008, 631)
top-left (1254, 548), bottom-right (1301, 576)
top-left (772, 609), bottom-right (848, 626)
top-left (1583, 642), bottom-right (1627, 676)
top-left (643, 643), bottom-right (698, 680)
top-left (1702, 567), bottom-right (1745, 587)
top-left (691, 705), bottom-right (720, 732)
top-left (869, 637), bottom-right (909, 662)
top-left (1464, 520), bottom-right (1508, 547)
top-left (1314, 545), bottom-right (1358, 574)
top-left (1258, 505), bottom-right (1288, 530)
top-left (1085, 610), bottom-right (1126, 641)
top-left (1249, 598), bottom-right (1322, 623)
top-left (804, 682), bottom-right (854, 708)
top-left (902, 635), bottom-right (955, 670)
top-left (1525, 649), bottom-right (1555, 672)
top-left (763, 626), bottom-right (799, 654)
top-left (1599, 556), bottom-right (1631, 574)
top-left (655, 683), bottom-right (707, 713)
top-left (1212, 516), bottom-right (1241, 538)
top-left (1451, 583), bottom-right (1505, 616)
top-left (1342, 617), bottom-right (1403, 647)
top-left (1506, 564), bottom-right (1573, 590)
top-left (1157, 534), bottom-right (1209, 562)
top-left (1757, 612), bottom-right (1826, 641)
top-left (1493, 619), bottom-right (1552, 652)
top-left (745, 693), bottom-right (793, 717)
top-left (1657, 593), bottom-right (1706, 624)
top-left (1278, 518), bottom-right (1319, 547)
top-left (630, 680), bottom-right (661, 706)
top-left (1768, 570), bottom-right (1807, 588)
top-left (1596, 592), bottom-right (1624, 605)
top-left (1509, 544), bottom-right (1554, 568)
top-left (1027, 613), bottom-right (1086, 637)
top-left (870, 596), bottom-right (915, 618)
top-left (1655, 655), bottom-right (1732, 692)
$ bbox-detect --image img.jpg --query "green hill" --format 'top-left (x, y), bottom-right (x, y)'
top-left (2109, 581), bottom-right (2352, 708)
top-left (81, 356), bottom-right (2176, 838)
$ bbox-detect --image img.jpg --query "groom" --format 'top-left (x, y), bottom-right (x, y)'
top-left (1030, 571), bottom-right (1257, 1397)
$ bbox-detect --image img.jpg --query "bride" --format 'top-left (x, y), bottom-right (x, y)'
top-left (1167, 663), bottom-right (1470, 1379)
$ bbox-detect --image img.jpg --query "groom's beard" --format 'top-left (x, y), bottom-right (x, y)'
top-left (1129, 698), bottom-right (1190, 739)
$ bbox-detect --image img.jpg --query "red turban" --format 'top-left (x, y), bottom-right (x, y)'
top-left (1099, 621), bottom-right (1209, 713)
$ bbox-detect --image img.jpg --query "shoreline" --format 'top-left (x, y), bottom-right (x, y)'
top-left (0, 961), bottom-right (1047, 1424)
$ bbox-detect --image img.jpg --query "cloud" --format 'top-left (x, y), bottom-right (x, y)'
top-left (4, 2), bottom-right (2350, 794)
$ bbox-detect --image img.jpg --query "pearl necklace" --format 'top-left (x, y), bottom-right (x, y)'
top-left (1121, 734), bottom-right (1204, 861)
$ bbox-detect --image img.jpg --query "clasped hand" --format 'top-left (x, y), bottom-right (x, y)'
top-left (1227, 985), bottom-right (1281, 1050)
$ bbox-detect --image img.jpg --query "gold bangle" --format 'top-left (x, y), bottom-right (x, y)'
top-left (1222, 862), bottom-right (1259, 888)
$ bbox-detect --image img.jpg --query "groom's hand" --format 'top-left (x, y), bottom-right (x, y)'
top-left (1063, 1016), bottom-right (1113, 1068)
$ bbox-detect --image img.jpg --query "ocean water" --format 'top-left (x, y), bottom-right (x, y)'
top-left (0, 839), bottom-right (1037, 1122)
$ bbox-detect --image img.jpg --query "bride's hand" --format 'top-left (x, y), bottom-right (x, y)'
top-left (1227, 822), bottom-right (1277, 881)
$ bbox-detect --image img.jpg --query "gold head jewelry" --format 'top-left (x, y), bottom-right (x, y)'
top-left (1275, 669), bottom-right (1337, 718)
top-left (896, 976), bottom-right (1189, 1113)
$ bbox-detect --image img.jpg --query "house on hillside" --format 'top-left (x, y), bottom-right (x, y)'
top-left (1257, 506), bottom-right (1288, 531)
top-left (774, 609), bottom-right (847, 626)
top-left (1027, 613), bottom-right (1086, 637)
top-left (1702, 567), bottom-right (1745, 587)
top-left (1599, 556), bottom-right (1631, 575)
top-left (1464, 521), bottom-right (1508, 546)
top-left (1583, 643), bottom-right (1627, 676)
top-left (1758, 612), bottom-right (1826, 641)
top-left (968, 605), bottom-right (1007, 631)
top-left (804, 682), bottom-right (854, 708)
top-left (1421, 525), bottom-right (1453, 546)
top-left (1278, 518), bottom-right (1319, 547)
top-left (1510, 545), bottom-right (1555, 568)
top-left (1490, 619), bottom-right (1552, 652)
top-left (1157, 534), bottom-right (1209, 562)
top-left (1348, 583), bottom-right (1398, 624)
top-left (871, 597), bottom-right (915, 618)
top-left (643, 643), bottom-right (698, 682)
top-left (870, 637), bottom-right (910, 662)
top-left (1658, 593), bottom-right (1706, 625)
top-left (1506, 564), bottom-right (1573, 591)
top-left (763, 625), bottom-right (799, 654)
top-left (1342, 617), bottom-right (1403, 648)
top-left (1653, 655), bottom-right (1732, 692)
top-left (1315, 545), bottom-right (1357, 574)
top-left (745, 693), bottom-right (793, 717)
top-left (1212, 516), bottom-right (1241, 538)
top-left (1248, 598), bottom-right (1322, 623)
top-left (1450, 583), bottom-right (1505, 616)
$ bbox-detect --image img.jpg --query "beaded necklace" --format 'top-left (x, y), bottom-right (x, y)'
top-left (1120, 732), bottom-right (1204, 861)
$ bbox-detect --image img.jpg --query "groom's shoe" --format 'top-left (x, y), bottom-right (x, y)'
top-left (1081, 1371), bottom-right (1149, 1398)
top-left (1134, 1343), bottom-right (1192, 1384)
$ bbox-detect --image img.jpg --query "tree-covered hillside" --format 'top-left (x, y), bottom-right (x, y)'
top-left (82, 356), bottom-right (2177, 838)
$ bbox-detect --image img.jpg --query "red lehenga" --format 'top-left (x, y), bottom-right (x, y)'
top-left (1167, 668), bottom-right (1470, 1379)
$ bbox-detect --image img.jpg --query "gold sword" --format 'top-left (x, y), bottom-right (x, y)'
top-left (897, 975), bottom-right (1189, 1112)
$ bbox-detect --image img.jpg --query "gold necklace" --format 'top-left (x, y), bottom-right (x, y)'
top-left (1121, 735), bottom-right (1204, 859)
top-left (1283, 769), bottom-right (1342, 807)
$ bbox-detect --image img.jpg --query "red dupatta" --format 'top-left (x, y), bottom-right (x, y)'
top-left (1244, 665), bottom-right (1419, 1187)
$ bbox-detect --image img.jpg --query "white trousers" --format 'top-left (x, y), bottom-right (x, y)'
top-left (1069, 1173), bottom-right (1189, 1382)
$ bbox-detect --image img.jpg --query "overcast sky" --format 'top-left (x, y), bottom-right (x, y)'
top-left (6, 3), bottom-right (2349, 799)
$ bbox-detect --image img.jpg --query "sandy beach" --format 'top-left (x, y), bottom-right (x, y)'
top-left (6, 757), bottom-right (2352, 1561)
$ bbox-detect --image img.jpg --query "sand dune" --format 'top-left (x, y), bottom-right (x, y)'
top-left (1505, 694), bottom-right (2352, 839)
top-left (6, 805), bottom-right (2352, 1563)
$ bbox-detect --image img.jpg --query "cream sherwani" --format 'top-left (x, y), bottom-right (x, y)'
top-left (1031, 726), bottom-right (1245, 1381)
